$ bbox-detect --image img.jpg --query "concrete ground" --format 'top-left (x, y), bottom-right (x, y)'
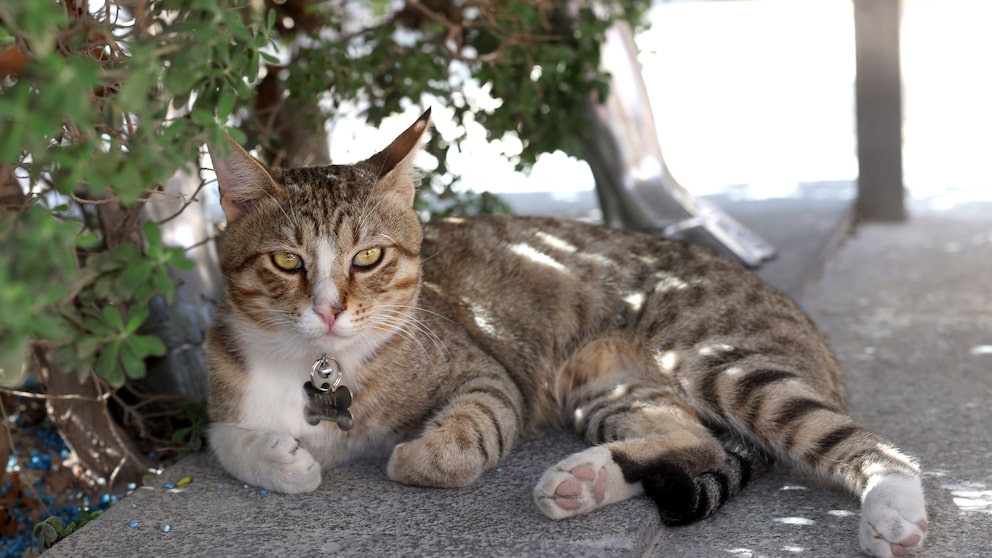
top-left (47, 197), bottom-right (992, 557)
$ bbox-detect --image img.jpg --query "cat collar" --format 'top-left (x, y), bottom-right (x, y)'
top-left (303, 355), bottom-right (354, 430)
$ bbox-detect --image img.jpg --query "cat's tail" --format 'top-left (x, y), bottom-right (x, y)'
top-left (647, 425), bottom-right (775, 526)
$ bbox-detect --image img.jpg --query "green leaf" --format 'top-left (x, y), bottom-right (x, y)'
top-left (216, 89), bottom-right (236, 120)
top-left (126, 306), bottom-right (150, 333)
top-left (101, 305), bottom-right (125, 332)
top-left (168, 248), bottom-right (196, 270)
top-left (129, 334), bottom-right (166, 358)
top-left (76, 231), bottom-right (101, 249)
top-left (94, 340), bottom-right (123, 387)
top-left (142, 220), bottom-right (162, 250)
top-left (119, 342), bottom-right (146, 380)
top-left (191, 109), bottom-right (214, 126)
top-left (82, 315), bottom-right (113, 337)
top-left (152, 268), bottom-right (176, 302)
top-left (121, 259), bottom-right (154, 286)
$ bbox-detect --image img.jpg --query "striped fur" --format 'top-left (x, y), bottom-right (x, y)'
top-left (206, 111), bottom-right (927, 557)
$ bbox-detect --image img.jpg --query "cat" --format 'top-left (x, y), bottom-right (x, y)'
top-left (205, 109), bottom-right (927, 557)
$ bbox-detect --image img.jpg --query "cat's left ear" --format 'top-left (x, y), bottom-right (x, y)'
top-left (367, 108), bottom-right (431, 207)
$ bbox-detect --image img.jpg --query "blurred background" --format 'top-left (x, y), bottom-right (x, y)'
top-left (330, 0), bottom-right (990, 218)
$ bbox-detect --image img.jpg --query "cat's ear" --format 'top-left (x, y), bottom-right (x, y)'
top-left (208, 136), bottom-right (283, 223)
top-left (367, 108), bottom-right (431, 207)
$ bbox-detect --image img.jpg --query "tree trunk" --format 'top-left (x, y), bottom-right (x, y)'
top-left (35, 347), bottom-right (156, 490)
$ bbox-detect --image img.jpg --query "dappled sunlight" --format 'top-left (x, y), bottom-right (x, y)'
top-left (532, 230), bottom-right (619, 269)
top-left (623, 291), bottom-right (646, 313)
top-left (534, 230), bottom-right (577, 253)
top-left (609, 384), bottom-right (630, 400)
top-left (654, 349), bottom-right (679, 373)
top-left (698, 343), bottom-right (736, 356)
top-left (775, 517), bottom-right (816, 526)
top-left (576, 251), bottom-right (616, 268)
top-left (652, 272), bottom-right (689, 294)
top-left (944, 481), bottom-right (992, 514)
top-left (463, 299), bottom-right (498, 337)
top-left (508, 242), bottom-right (567, 273)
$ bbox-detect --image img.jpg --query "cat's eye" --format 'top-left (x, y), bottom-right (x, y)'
top-left (272, 251), bottom-right (303, 271)
top-left (353, 247), bottom-right (383, 269)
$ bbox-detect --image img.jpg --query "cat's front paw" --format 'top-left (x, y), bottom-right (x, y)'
top-left (387, 438), bottom-right (484, 488)
top-left (859, 475), bottom-right (928, 557)
top-left (533, 446), bottom-right (642, 520)
top-left (259, 433), bottom-right (322, 493)
top-left (209, 424), bottom-right (322, 493)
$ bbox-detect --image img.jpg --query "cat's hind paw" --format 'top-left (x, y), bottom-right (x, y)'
top-left (533, 446), bottom-right (643, 520)
top-left (859, 475), bottom-right (928, 557)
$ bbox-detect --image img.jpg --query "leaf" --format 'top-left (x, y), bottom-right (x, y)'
top-left (125, 305), bottom-right (150, 333)
top-left (94, 340), bottom-right (123, 387)
top-left (82, 315), bottom-right (113, 337)
top-left (152, 268), bottom-right (176, 302)
top-left (76, 231), bottom-right (101, 249)
top-left (191, 109), bottom-right (214, 126)
top-left (168, 248), bottom-right (195, 270)
top-left (101, 305), bottom-right (125, 332)
top-left (142, 220), bottom-right (163, 256)
top-left (121, 259), bottom-right (154, 286)
top-left (216, 88), bottom-right (236, 120)
top-left (129, 334), bottom-right (166, 358)
top-left (119, 341), bottom-right (146, 380)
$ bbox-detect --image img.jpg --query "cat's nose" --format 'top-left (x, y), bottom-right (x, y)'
top-left (313, 302), bottom-right (344, 329)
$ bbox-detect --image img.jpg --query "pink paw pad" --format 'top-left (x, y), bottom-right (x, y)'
top-left (888, 520), bottom-right (928, 557)
top-left (551, 464), bottom-right (607, 511)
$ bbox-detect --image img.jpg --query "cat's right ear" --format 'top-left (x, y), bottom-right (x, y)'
top-left (208, 137), bottom-right (283, 223)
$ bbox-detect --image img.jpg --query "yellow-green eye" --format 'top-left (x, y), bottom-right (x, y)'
top-left (272, 252), bottom-right (303, 271)
top-left (353, 247), bottom-right (383, 268)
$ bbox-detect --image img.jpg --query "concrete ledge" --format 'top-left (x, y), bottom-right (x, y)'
top-left (49, 203), bottom-right (992, 557)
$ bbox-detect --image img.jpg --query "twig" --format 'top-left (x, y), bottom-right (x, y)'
top-left (154, 178), bottom-right (209, 226)
top-left (0, 386), bottom-right (112, 402)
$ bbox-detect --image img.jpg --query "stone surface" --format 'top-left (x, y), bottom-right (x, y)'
top-left (49, 201), bottom-right (992, 557)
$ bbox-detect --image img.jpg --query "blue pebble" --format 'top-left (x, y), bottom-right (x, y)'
top-left (162, 524), bottom-right (172, 533)
top-left (127, 482), bottom-right (137, 491)
top-left (163, 483), bottom-right (175, 489)
top-left (129, 521), bottom-right (139, 528)
top-left (260, 489), bottom-right (268, 495)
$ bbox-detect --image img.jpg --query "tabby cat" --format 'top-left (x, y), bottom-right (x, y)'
top-left (205, 110), bottom-right (927, 557)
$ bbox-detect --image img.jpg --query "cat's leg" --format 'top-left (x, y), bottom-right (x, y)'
top-left (208, 422), bottom-right (321, 493)
top-left (681, 347), bottom-right (927, 557)
top-left (387, 367), bottom-right (525, 488)
top-left (533, 376), bottom-right (743, 524)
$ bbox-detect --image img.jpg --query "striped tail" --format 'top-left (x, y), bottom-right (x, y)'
top-left (645, 426), bottom-right (775, 525)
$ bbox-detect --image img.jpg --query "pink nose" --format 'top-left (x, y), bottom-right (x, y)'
top-left (314, 303), bottom-right (344, 329)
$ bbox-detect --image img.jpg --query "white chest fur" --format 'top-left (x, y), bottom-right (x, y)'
top-left (235, 340), bottom-right (398, 467)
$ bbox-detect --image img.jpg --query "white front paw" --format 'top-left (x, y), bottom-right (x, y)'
top-left (258, 432), bottom-right (322, 493)
top-left (859, 475), bottom-right (928, 557)
top-left (209, 424), bottom-right (322, 493)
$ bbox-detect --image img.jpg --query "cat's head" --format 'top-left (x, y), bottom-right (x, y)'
top-left (209, 110), bottom-right (431, 361)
